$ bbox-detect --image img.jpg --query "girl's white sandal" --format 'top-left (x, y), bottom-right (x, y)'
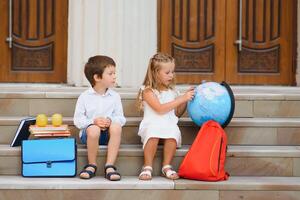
top-left (139, 166), bottom-right (153, 181)
top-left (161, 165), bottom-right (179, 180)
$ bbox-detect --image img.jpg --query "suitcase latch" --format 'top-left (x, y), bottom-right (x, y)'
top-left (46, 161), bottom-right (52, 168)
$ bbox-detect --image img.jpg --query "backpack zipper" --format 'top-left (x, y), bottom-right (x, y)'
top-left (210, 135), bottom-right (223, 176)
top-left (217, 137), bottom-right (223, 172)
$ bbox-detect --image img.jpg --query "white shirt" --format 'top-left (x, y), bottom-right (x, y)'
top-left (73, 87), bottom-right (126, 132)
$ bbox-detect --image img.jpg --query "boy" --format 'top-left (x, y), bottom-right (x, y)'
top-left (74, 55), bottom-right (126, 180)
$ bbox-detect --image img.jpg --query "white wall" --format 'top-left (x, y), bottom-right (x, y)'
top-left (67, 0), bottom-right (157, 87)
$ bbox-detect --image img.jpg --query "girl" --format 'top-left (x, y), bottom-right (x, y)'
top-left (137, 53), bottom-right (194, 180)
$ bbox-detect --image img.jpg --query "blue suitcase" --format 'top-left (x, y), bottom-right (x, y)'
top-left (22, 138), bottom-right (77, 177)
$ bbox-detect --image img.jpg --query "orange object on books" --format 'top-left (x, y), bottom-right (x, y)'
top-left (51, 113), bottom-right (63, 127)
top-left (36, 114), bottom-right (48, 127)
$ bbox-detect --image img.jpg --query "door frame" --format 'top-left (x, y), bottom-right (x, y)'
top-left (293, 0), bottom-right (298, 85)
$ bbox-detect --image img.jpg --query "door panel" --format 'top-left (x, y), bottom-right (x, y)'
top-left (158, 0), bottom-right (226, 84)
top-left (0, 0), bottom-right (68, 83)
top-left (158, 0), bottom-right (296, 85)
top-left (226, 0), bottom-right (295, 85)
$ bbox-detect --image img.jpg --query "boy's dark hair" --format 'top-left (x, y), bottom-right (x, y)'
top-left (84, 55), bottom-right (116, 87)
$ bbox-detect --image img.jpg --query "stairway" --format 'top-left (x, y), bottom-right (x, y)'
top-left (1, 85), bottom-right (300, 200)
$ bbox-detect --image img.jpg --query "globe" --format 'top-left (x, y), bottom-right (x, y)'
top-left (187, 81), bottom-right (235, 127)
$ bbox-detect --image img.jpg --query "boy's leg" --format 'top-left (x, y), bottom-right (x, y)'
top-left (80, 125), bottom-right (101, 179)
top-left (105, 122), bottom-right (122, 180)
top-left (162, 138), bottom-right (179, 179)
top-left (87, 125), bottom-right (101, 164)
top-left (106, 122), bottom-right (122, 164)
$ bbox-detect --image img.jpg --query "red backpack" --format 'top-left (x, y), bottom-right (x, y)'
top-left (179, 120), bottom-right (229, 181)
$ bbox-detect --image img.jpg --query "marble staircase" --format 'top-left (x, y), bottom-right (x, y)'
top-left (1, 85), bottom-right (300, 200)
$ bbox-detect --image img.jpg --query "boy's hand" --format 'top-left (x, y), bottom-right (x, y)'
top-left (106, 117), bottom-right (112, 127)
top-left (94, 117), bottom-right (111, 130)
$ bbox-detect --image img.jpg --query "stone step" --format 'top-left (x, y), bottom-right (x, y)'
top-left (1, 86), bottom-right (300, 118)
top-left (0, 176), bottom-right (300, 200)
top-left (1, 145), bottom-right (300, 177)
top-left (1, 117), bottom-right (300, 145)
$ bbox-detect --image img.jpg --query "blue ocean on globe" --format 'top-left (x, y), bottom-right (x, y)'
top-left (187, 82), bottom-right (234, 127)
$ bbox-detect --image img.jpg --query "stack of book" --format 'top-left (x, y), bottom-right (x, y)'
top-left (29, 124), bottom-right (71, 138)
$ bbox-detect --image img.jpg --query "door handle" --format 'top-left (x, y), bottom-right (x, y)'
top-left (235, 0), bottom-right (242, 51)
top-left (6, 0), bottom-right (12, 48)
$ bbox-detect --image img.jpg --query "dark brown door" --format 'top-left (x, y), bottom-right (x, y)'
top-left (159, 0), bottom-right (226, 83)
top-left (158, 0), bottom-right (296, 85)
top-left (0, 0), bottom-right (68, 83)
top-left (226, 0), bottom-right (295, 84)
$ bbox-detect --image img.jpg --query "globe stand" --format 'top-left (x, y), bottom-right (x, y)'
top-left (220, 81), bottom-right (235, 128)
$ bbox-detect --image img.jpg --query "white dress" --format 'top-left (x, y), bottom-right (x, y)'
top-left (138, 87), bottom-right (182, 149)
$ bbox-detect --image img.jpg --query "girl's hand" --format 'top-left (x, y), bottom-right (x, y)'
top-left (182, 87), bottom-right (195, 101)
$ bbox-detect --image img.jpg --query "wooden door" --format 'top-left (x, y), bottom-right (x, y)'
top-left (0, 0), bottom-right (68, 83)
top-left (226, 0), bottom-right (295, 85)
top-left (158, 0), bottom-right (226, 84)
top-left (158, 0), bottom-right (296, 85)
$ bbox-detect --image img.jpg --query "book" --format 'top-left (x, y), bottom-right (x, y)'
top-left (29, 124), bottom-right (68, 131)
top-left (33, 133), bottom-right (71, 137)
top-left (30, 130), bottom-right (71, 135)
top-left (10, 117), bottom-right (36, 147)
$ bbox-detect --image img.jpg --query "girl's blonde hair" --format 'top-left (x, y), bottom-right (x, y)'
top-left (137, 52), bottom-right (176, 110)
